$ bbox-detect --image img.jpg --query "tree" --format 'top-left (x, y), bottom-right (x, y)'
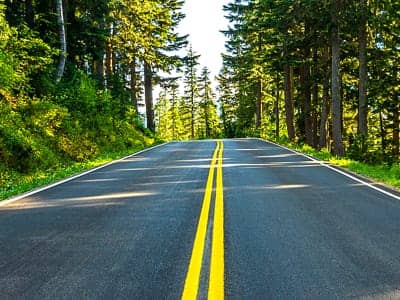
top-left (222, 0), bottom-right (259, 136)
top-left (283, 65), bottom-right (296, 141)
top-left (217, 66), bottom-right (237, 138)
top-left (199, 67), bottom-right (220, 138)
top-left (55, 0), bottom-right (66, 82)
top-left (358, 0), bottom-right (368, 138)
top-left (183, 45), bottom-right (201, 139)
top-left (330, 0), bottom-right (345, 156)
top-left (155, 90), bottom-right (172, 140)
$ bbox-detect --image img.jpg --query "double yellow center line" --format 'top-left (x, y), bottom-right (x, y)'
top-left (182, 141), bottom-right (225, 300)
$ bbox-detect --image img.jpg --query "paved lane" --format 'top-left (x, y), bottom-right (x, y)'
top-left (224, 139), bottom-right (400, 299)
top-left (1, 138), bottom-right (400, 299)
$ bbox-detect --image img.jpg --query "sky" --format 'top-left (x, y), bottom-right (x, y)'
top-left (177, 0), bottom-right (230, 80)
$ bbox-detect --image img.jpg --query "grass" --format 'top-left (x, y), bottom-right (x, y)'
top-left (274, 138), bottom-right (400, 191)
top-left (0, 143), bottom-right (160, 201)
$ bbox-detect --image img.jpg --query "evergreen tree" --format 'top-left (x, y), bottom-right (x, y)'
top-left (330, 0), bottom-right (345, 156)
top-left (183, 45), bottom-right (201, 139)
top-left (198, 67), bottom-right (220, 138)
top-left (217, 66), bottom-right (237, 138)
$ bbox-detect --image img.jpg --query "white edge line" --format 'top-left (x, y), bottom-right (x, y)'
top-left (0, 142), bottom-right (169, 207)
top-left (256, 138), bottom-right (400, 201)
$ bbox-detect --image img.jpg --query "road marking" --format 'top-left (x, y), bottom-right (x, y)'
top-left (257, 138), bottom-right (400, 201)
top-left (0, 142), bottom-right (168, 207)
top-left (182, 142), bottom-right (220, 300)
top-left (208, 141), bottom-right (225, 299)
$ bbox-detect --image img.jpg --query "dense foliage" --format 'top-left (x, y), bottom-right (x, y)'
top-left (219, 0), bottom-right (399, 164)
top-left (0, 0), bottom-right (186, 187)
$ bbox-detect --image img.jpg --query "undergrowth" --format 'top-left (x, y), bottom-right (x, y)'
top-left (0, 143), bottom-right (157, 201)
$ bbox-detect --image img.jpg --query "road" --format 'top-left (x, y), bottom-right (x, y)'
top-left (1, 138), bottom-right (400, 299)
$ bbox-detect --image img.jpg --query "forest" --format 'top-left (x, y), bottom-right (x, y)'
top-left (0, 0), bottom-right (187, 192)
top-left (218, 0), bottom-right (399, 165)
top-left (0, 0), bottom-right (399, 197)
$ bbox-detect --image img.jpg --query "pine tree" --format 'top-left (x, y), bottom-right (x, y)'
top-left (330, 0), bottom-right (345, 156)
top-left (217, 66), bottom-right (237, 137)
top-left (198, 67), bottom-right (220, 138)
top-left (183, 45), bottom-right (201, 139)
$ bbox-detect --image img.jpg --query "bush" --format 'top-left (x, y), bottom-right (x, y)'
top-left (0, 102), bottom-right (59, 172)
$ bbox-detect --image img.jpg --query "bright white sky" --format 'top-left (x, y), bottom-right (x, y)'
top-left (177, 0), bottom-right (230, 80)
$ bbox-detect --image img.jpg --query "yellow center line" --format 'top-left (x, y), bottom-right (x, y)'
top-left (208, 141), bottom-right (225, 299)
top-left (182, 142), bottom-right (220, 300)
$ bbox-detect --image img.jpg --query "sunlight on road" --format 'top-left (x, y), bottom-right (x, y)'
top-left (2, 191), bottom-right (159, 210)
top-left (78, 178), bottom-right (121, 183)
top-left (256, 153), bottom-right (298, 159)
top-left (222, 162), bottom-right (319, 169)
top-left (63, 191), bottom-right (159, 202)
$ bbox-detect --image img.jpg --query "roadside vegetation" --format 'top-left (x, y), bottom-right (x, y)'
top-left (0, 1), bottom-right (183, 201)
top-left (271, 138), bottom-right (400, 191)
top-left (0, 145), bottom-right (157, 201)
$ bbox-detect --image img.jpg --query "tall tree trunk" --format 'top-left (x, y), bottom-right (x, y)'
top-left (393, 94), bottom-right (399, 158)
top-left (130, 58), bottom-right (138, 111)
top-left (221, 105), bottom-right (227, 138)
top-left (379, 111), bottom-right (386, 151)
top-left (144, 61), bottom-right (155, 131)
top-left (204, 105), bottom-right (210, 138)
top-left (312, 82), bottom-right (319, 148)
top-left (190, 84), bottom-right (195, 139)
top-left (358, 0), bottom-right (368, 137)
top-left (255, 78), bottom-right (262, 129)
top-left (105, 23), bottom-right (113, 82)
top-left (112, 51), bottom-right (117, 74)
top-left (191, 103), bottom-right (195, 139)
top-left (320, 47), bottom-right (330, 149)
top-left (331, 0), bottom-right (345, 156)
top-left (105, 47), bottom-right (112, 87)
top-left (93, 55), bottom-right (104, 87)
top-left (172, 88), bottom-right (176, 140)
top-left (255, 33), bottom-right (263, 130)
top-left (204, 98), bottom-right (210, 138)
top-left (300, 26), bottom-right (313, 146)
top-left (275, 73), bottom-right (280, 140)
top-left (300, 63), bottom-right (313, 146)
top-left (55, 0), bottom-right (67, 82)
top-left (320, 80), bottom-right (330, 149)
top-left (105, 44), bottom-right (112, 80)
top-left (65, 0), bottom-right (78, 66)
top-left (311, 48), bottom-right (319, 148)
top-left (284, 65), bottom-right (295, 141)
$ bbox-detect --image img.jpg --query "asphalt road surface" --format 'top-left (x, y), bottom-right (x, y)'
top-left (1, 139), bottom-right (400, 299)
